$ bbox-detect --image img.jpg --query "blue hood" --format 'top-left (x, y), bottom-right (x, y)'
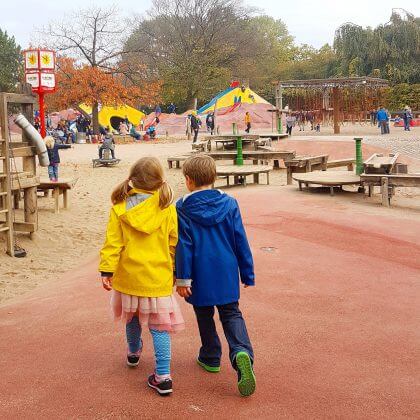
top-left (176, 190), bottom-right (234, 226)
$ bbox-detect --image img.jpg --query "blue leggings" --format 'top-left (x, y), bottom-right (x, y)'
top-left (126, 316), bottom-right (171, 376)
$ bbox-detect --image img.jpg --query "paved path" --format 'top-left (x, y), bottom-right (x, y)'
top-left (1, 188), bottom-right (419, 419)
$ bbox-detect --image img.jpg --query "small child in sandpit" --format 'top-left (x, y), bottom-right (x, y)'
top-left (44, 136), bottom-right (71, 182)
top-left (99, 157), bottom-right (184, 396)
top-left (175, 155), bottom-right (256, 397)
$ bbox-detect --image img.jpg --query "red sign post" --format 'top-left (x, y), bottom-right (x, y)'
top-left (23, 49), bottom-right (56, 138)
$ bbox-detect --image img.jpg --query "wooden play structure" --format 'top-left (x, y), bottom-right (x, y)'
top-left (0, 88), bottom-right (40, 256)
top-left (293, 171), bottom-right (362, 196)
top-left (275, 77), bottom-right (389, 134)
top-left (361, 174), bottom-right (420, 207)
top-left (38, 179), bottom-right (77, 214)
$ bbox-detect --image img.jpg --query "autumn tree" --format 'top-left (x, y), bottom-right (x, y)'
top-left (40, 6), bottom-right (153, 132)
top-left (0, 29), bottom-right (22, 92)
top-left (46, 57), bottom-right (161, 118)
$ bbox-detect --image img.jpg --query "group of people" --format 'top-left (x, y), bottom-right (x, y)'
top-left (371, 105), bottom-right (414, 134)
top-left (99, 155), bottom-right (256, 397)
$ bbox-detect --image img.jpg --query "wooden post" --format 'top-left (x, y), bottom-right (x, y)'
top-left (381, 177), bottom-right (390, 207)
top-left (332, 87), bottom-right (340, 134)
top-left (0, 94), bottom-right (14, 255)
top-left (53, 187), bottom-right (60, 214)
top-left (63, 189), bottom-right (69, 209)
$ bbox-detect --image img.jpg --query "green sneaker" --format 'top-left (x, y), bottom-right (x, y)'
top-left (236, 352), bottom-right (256, 397)
top-left (196, 358), bottom-right (221, 373)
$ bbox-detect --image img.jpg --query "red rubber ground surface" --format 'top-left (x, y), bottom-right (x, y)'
top-left (0, 187), bottom-right (419, 419)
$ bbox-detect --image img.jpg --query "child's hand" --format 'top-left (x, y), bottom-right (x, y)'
top-left (102, 276), bottom-right (113, 291)
top-left (176, 286), bottom-right (192, 298)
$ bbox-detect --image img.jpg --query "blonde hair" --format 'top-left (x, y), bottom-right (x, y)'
top-left (183, 155), bottom-right (216, 187)
top-left (111, 157), bottom-right (173, 208)
top-left (44, 136), bottom-right (55, 149)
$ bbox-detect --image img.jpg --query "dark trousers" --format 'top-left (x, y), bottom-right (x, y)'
top-left (99, 146), bottom-right (115, 159)
top-left (245, 123), bottom-right (251, 133)
top-left (286, 125), bottom-right (292, 135)
top-left (193, 302), bottom-right (254, 370)
top-left (193, 128), bottom-right (199, 142)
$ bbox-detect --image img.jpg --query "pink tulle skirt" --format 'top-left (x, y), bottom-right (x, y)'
top-left (111, 290), bottom-right (185, 332)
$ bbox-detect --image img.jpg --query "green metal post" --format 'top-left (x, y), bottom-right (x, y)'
top-left (232, 122), bottom-right (237, 135)
top-left (236, 136), bottom-right (243, 166)
top-left (354, 137), bottom-right (363, 175)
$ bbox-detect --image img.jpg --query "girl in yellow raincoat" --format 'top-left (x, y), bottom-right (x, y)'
top-left (99, 157), bottom-right (184, 396)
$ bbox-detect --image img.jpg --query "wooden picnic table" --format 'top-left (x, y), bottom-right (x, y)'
top-left (205, 135), bottom-right (260, 151)
top-left (284, 154), bottom-right (329, 185)
top-left (38, 178), bottom-right (77, 214)
top-left (207, 150), bottom-right (295, 169)
top-left (252, 132), bottom-right (289, 141)
top-left (216, 164), bottom-right (272, 187)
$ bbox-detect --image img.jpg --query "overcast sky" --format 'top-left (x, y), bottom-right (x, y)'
top-left (1, 0), bottom-right (418, 49)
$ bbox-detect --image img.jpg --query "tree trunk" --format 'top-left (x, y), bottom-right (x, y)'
top-left (92, 101), bottom-right (100, 134)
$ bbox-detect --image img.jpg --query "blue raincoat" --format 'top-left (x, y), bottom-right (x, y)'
top-left (175, 190), bottom-right (254, 306)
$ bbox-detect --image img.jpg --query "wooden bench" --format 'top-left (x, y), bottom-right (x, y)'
top-left (284, 155), bottom-right (329, 185)
top-left (326, 158), bottom-right (355, 171)
top-left (215, 165), bottom-right (272, 187)
top-left (113, 135), bottom-right (135, 144)
top-left (360, 174), bottom-right (420, 207)
top-left (192, 140), bottom-right (211, 152)
top-left (37, 178), bottom-right (78, 214)
top-left (167, 155), bottom-right (189, 169)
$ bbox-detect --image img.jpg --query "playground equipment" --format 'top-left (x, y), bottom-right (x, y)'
top-left (0, 87), bottom-right (41, 255)
top-left (275, 77), bottom-right (389, 134)
top-left (92, 148), bottom-right (121, 168)
top-left (198, 81), bottom-right (270, 114)
top-left (363, 153), bottom-right (399, 174)
top-left (14, 114), bottom-right (49, 167)
top-left (79, 104), bottom-right (145, 131)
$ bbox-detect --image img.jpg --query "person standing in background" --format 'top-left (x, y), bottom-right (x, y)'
top-left (377, 106), bottom-right (390, 134)
top-left (244, 112), bottom-right (251, 133)
top-left (402, 106), bottom-right (412, 131)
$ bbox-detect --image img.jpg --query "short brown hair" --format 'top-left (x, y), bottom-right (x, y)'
top-left (183, 155), bottom-right (216, 187)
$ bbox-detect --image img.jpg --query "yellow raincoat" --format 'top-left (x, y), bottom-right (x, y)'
top-left (99, 189), bottom-right (178, 297)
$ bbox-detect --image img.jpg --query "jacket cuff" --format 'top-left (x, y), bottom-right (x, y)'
top-left (176, 279), bottom-right (192, 287)
top-left (100, 272), bottom-right (114, 277)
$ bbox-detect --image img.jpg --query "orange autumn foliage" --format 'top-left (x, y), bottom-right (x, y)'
top-left (46, 57), bottom-right (161, 111)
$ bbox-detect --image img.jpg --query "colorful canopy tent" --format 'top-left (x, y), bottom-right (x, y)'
top-left (198, 82), bottom-right (270, 115)
top-left (79, 104), bottom-right (145, 130)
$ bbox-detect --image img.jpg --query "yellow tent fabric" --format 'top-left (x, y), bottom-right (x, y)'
top-left (199, 87), bottom-right (270, 114)
top-left (79, 104), bottom-right (145, 130)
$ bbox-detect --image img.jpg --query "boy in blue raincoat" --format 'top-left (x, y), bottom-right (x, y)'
top-left (175, 155), bottom-right (256, 397)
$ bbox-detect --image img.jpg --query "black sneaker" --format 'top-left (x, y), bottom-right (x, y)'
top-left (127, 351), bottom-right (141, 367)
top-left (147, 374), bottom-right (173, 396)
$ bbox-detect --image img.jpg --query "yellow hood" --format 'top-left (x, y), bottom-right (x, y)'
top-left (117, 190), bottom-right (165, 234)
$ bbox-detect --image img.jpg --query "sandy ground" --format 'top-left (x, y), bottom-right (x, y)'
top-left (0, 128), bottom-right (419, 303)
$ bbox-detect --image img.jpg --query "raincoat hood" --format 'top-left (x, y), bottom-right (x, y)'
top-left (116, 189), bottom-right (166, 234)
top-left (176, 189), bottom-right (234, 226)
